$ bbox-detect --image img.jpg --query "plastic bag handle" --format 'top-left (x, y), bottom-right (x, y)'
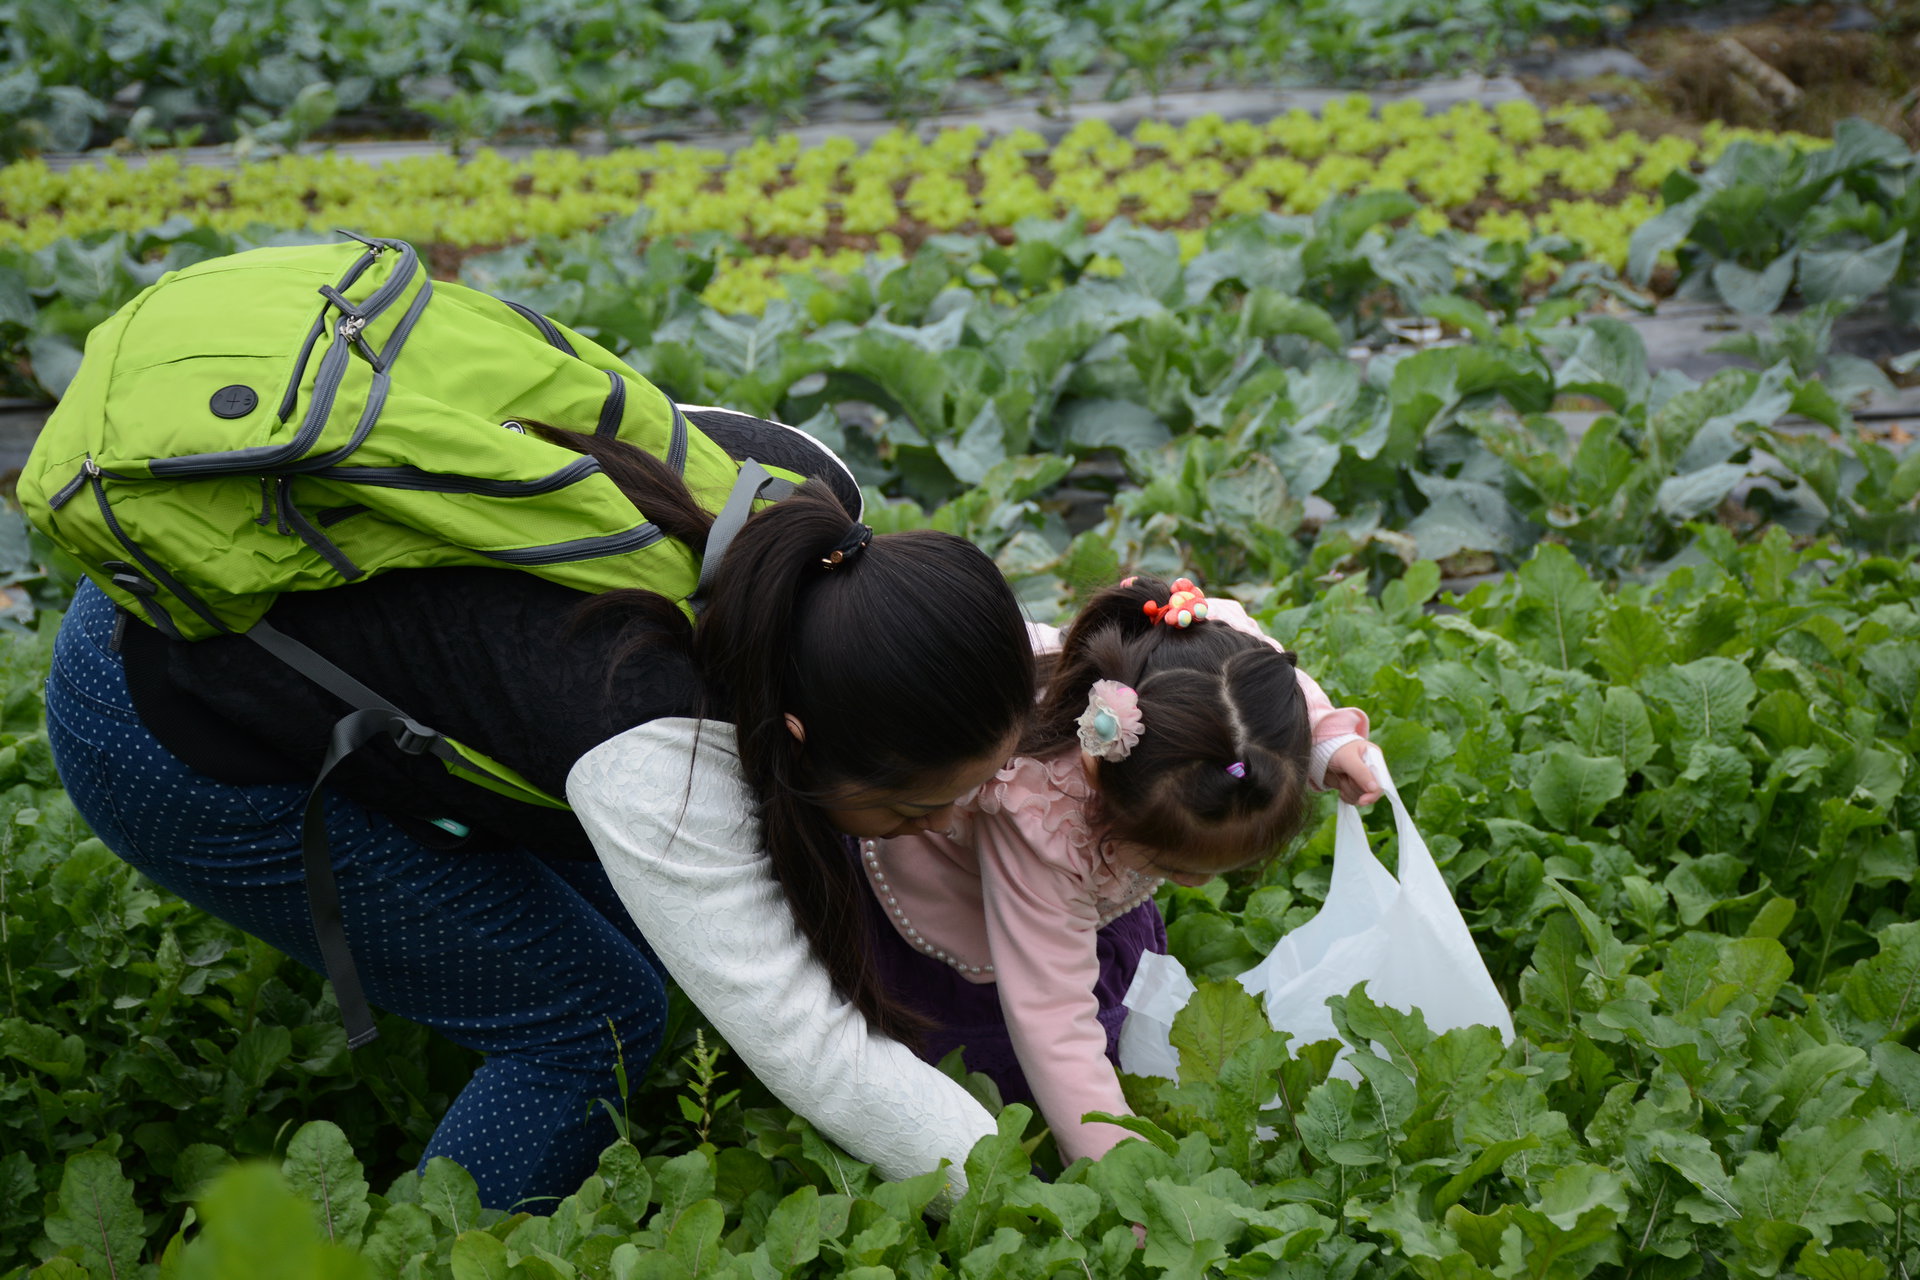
top-left (1341, 747), bottom-right (1450, 898)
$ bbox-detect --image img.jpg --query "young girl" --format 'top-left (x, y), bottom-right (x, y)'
top-left (860, 574), bottom-right (1378, 1165)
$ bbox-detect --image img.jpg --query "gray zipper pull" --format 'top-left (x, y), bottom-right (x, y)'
top-left (48, 457), bottom-right (97, 509)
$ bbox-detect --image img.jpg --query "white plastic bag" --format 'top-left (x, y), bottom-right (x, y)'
top-left (1120, 747), bottom-right (1512, 1077)
top-left (1117, 950), bottom-right (1195, 1080)
top-left (1241, 746), bottom-right (1513, 1065)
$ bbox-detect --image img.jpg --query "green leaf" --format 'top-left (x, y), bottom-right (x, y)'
top-left (1083, 222), bottom-right (1184, 306)
top-left (1642, 657), bottom-right (1757, 758)
top-left (1657, 462), bottom-right (1750, 522)
top-left (1080, 1110), bottom-right (1179, 1156)
top-left (1712, 252), bottom-right (1797, 315)
top-left (1170, 980), bottom-right (1270, 1085)
top-left (762, 1186), bottom-right (823, 1272)
top-left (1547, 884), bottom-right (1644, 986)
top-left (1717, 937), bottom-right (1792, 1011)
top-left (449, 1230), bottom-right (509, 1280)
top-left (1346, 1050), bottom-right (1417, 1131)
top-left (942, 1107), bottom-right (1036, 1257)
top-left (0, 266), bottom-right (33, 329)
top-left (1587, 605), bottom-right (1668, 685)
top-left (1241, 290), bottom-right (1343, 350)
top-left (1298, 1078), bottom-right (1388, 1168)
top-left (1627, 194), bottom-right (1703, 285)
top-left (1325, 190), bottom-right (1419, 248)
top-left (1140, 1179), bottom-right (1244, 1276)
top-left (1165, 911), bottom-right (1261, 980)
top-left (1555, 317), bottom-right (1649, 409)
top-left (663, 1199), bottom-right (726, 1274)
top-left (26, 332), bottom-right (83, 399)
top-left (934, 400), bottom-right (1009, 484)
top-left (1533, 1161), bottom-right (1628, 1230)
top-left (1059, 397), bottom-right (1171, 452)
top-left (177, 1164), bottom-right (369, 1280)
top-left (1799, 230), bottom-right (1907, 305)
top-left (1730, 1120), bottom-right (1876, 1254)
top-left (1530, 747), bottom-right (1627, 831)
top-left (282, 1120), bottom-right (371, 1248)
top-left (1514, 543), bottom-right (1602, 670)
top-left (653, 1150), bottom-right (718, 1228)
top-left (359, 1202), bottom-right (436, 1276)
top-left (1, 1017), bottom-right (86, 1081)
top-left (596, 1141), bottom-right (651, 1224)
top-left (418, 1157), bottom-right (486, 1236)
top-left (1205, 456), bottom-right (1295, 534)
top-left (227, 1023), bottom-right (292, 1090)
top-left (1797, 1247), bottom-right (1889, 1280)
top-left (43, 1152), bottom-right (147, 1279)
top-left (1420, 293), bottom-right (1495, 342)
top-left (1003, 1182), bottom-right (1101, 1237)
top-left (1841, 922), bottom-right (1920, 1038)
top-left (1433, 1137), bottom-right (1541, 1212)
top-left (1579, 687), bottom-right (1657, 775)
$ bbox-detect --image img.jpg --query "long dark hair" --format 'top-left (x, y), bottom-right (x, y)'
top-left (697, 487), bottom-right (1034, 1042)
top-left (1024, 576), bottom-right (1312, 874)
top-left (529, 422), bottom-right (717, 672)
top-left (537, 423), bottom-right (1034, 1042)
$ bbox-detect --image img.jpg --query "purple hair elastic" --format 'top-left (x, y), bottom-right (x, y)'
top-left (1225, 761), bottom-right (1247, 779)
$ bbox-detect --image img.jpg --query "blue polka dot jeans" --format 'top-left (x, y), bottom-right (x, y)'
top-left (46, 580), bottom-right (668, 1210)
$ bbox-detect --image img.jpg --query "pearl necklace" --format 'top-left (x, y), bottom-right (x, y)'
top-left (861, 839), bottom-right (1165, 977)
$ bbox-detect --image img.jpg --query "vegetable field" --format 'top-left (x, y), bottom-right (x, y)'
top-left (3, 0), bottom-right (1920, 1273)
top-left (5, 532), bottom-right (1917, 1278)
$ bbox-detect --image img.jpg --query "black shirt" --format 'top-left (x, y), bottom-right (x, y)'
top-left (119, 567), bottom-right (707, 857)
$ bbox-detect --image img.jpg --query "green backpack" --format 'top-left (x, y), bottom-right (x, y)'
top-left (19, 232), bottom-right (818, 1045)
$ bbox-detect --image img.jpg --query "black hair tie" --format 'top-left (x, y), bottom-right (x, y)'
top-left (819, 521), bottom-right (873, 569)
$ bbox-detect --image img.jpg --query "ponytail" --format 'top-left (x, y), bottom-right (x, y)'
top-left (529, 423), bottom-right (715, 674)
top-left (697, 485), bottom-right (1034, 1044)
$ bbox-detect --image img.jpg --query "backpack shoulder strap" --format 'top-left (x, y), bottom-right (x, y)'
top-left (246, 619), bottom-right (566, 1046)
top-left (694, 459), bottom-right (798, 599)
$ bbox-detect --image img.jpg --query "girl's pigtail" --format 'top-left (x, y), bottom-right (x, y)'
top-left (1021, 577), bottom-right (1175, 758)
top-left (1195, 647), bottom-right (1306, 825)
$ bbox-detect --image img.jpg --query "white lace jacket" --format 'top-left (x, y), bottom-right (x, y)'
top-left (566, 718), bottom-right (997, 1195)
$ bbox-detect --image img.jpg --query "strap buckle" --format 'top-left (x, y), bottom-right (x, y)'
top-left (390, 717), bottom-right (438, 756)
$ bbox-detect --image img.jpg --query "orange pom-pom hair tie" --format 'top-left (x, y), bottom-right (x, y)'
top-left (1141, 577), bottom-right (1210, 629)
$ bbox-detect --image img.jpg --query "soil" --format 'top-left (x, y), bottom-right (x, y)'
top-left (1524, 2), bottom-right (1920, 145)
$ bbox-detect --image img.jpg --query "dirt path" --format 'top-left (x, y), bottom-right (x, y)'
top-left (1524, 1), bottom-right (1920, 145)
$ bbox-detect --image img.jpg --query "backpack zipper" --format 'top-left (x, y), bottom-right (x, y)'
top-left (307, 456), bottom-right (601, 495)
top-left (501, 298), bottom-right (576, 356)
top-left (595, 370), bottom-right (626, 439)
top-left (150, 240), bottom-right (421, 479)
top-left (479, 524), bottom-right (666, 566)
top-left (47, 457), bottom-right (99, 510)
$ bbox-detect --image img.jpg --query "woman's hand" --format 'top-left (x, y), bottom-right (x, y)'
top-left (1324, 740), bottom-right (1383, 806)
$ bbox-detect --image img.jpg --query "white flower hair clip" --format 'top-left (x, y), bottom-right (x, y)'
top-left (1077, 680), bottom-right (1144, 762)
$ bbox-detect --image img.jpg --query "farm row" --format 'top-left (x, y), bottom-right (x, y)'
top-left (3, 0), bottom-right (1697, 159)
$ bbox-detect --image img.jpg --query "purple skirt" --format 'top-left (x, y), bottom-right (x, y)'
top-left (855, 839), bottom-right (1168, 1109)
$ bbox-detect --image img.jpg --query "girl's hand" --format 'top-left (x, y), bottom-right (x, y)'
top-left (1325, 740), bottom-right (1383, 806)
